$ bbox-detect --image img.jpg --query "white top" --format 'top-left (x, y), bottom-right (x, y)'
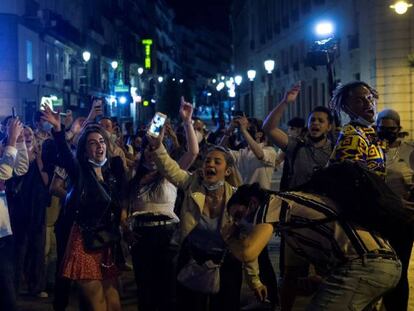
top-left (0, 143), bottom-right (29, 238)
top-left (130, 178), bottom-right (179, 222)
top-left (385, 141), bottom-right (414, 200)
top-left (230, 143), bottom-right (277, 190)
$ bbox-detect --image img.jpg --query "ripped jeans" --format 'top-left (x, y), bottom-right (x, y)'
top-left (307, 253), bottom-right (402, 311)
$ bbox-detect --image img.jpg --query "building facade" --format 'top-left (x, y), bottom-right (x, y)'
top-left (232, 0), bottom-right (414, 137)
top-left (0, 0), bottom-right (180, 128)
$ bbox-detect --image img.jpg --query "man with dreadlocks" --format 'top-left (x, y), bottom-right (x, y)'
top-left (329, 81), bottom-right (387, 177)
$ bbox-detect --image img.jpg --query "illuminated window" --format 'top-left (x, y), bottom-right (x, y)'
top-left (26, 40), bottom-right (33, 80)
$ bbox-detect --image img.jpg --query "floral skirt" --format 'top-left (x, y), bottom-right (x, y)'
top-left (61, 224), bottom-right (119, 281)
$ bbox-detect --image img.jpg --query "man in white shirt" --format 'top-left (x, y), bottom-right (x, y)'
top-left (0, 117), bottom-right (28, 311)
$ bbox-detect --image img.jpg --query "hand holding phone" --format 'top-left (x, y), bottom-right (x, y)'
top-left (147, 112), bottom-right (167, 138)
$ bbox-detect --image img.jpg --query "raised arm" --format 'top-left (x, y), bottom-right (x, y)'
top-left (147, 128), bottom-right (192, 190)
top-left (0, 119), bottom-right (26, 180)
top-left (177, 97), bottom-right (199, 170)
top-left (263, 82), bottom-right (301, 150)
top-left (236, 116), bottom-right (265, 160)
top-left (41, 104), bottom-right (78, 181)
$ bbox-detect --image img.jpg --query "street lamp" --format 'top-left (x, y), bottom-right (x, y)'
top-left (247, 69), bottom-right (256, 116)
top-left (234, 75), bottom-right (243, 86)
top-left (234, 75), bottom-right (243, 110)
top-left (390, 1), bottom-right (413, 14)
top-left (137, 67), bottom-right (144, 75)
top-left (216, 82), bottom-right (225, 91)
top-left (82, 51), bottom-right (91, 63)
top-left (111, 61), bottom-right (118, 70)
top-left (264, 59), bottom-right (275, 112)
top-left (264, 59), bottom-right (275, 74)
top-left (158, 76), bottom-right (164, 83)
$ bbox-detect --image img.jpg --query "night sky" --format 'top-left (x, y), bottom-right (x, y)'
top-left (165, 0), bottom-right (232, 34)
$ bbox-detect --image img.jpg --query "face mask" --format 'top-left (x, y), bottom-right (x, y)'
top-left (88, 157), bottom-right (107, 167)
top-left (202, 180), bottom-right (224, 191)
top-left (378, 131), bottom-right (398, 144)
top-left (42, 122), bottom-right (53, 132)
top-left (309, 134), bottom-right (327, 143)
top-left (345, 106), bottom-right (374, 127)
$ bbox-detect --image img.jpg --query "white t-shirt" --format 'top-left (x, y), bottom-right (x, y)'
top-left (231, 143), bottom-right (277, 190)
top-left (130, 178), bottom-right (179, 222)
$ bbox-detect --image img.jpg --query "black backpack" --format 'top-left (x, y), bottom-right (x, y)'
top-left (295, 160), bottom-right (414, 240)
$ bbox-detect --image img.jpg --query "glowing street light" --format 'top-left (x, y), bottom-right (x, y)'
top-left (390, 1), bottom-right (413, 14)
top-left (212, 78), bottom-right (217, 84)
top-left (225, 79), bottom-right (233, 89)
top-left (119, 96), bottom-right (127, 104)
top-left (216, 82), bottom-right (225, 91)
top-left (179, 79), bottom-right (184, 83)
top-left (264, 59), bottom-right (275, 74)
top-left (82, 51), bottom-right (91, 63)
top-left (137, 67), bottom-right (144, 75)
top-left (234, 75), bottom-right (243, 86)
top-left (314, 21), bottom-right (334, 38)
top-left (247, 70), bottom-right (256, 81)
top-left (158, 76), bottom-right (164, 83)
top-left (111, 61), bottom-right (118, 70)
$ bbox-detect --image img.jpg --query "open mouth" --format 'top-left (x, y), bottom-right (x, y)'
top-left (205, 168), bottom-right (217, 177)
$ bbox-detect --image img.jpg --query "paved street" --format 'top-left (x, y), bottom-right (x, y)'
top-left (16, 170), bottom-right (414, 310)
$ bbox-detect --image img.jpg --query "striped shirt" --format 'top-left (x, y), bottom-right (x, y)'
top-left (254, 191), bottom-right (394, 272)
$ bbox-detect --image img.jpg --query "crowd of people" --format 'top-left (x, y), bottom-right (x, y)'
top-left (0, 80), bottom-right (413, 311)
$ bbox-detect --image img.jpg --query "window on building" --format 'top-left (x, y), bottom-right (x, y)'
top-left (321, 82), bottom-right (326, 106)
top-left (313, 78), bottom-right (318, 106)
top-left (308, 85), bottom-right (312, 111)
top-left (354, 73), bottom-right (361, 80)
top-left (26, 40), bottom-right (33, 80)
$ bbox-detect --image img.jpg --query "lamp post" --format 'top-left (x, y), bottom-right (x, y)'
top-left (80, 50), bottom-right (91, 108)
top-left (390, 1), bottom-right (413, 14)
top-left (234, 75), bottom-right (242, 111)
top-left (247, 69), bottom-right (256, 116)
top-left (264, 59), bottom-right (275, 113)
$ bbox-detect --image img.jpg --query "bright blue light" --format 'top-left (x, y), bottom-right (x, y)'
top-left (315, 21), bottom-right (334, 38)
top-left (119, 96), bottom-right (127, 104)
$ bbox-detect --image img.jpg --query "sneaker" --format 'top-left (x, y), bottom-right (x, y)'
top-left (37, 291), bottom-right (49, 298)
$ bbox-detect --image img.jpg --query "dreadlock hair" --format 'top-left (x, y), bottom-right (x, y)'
top-left (329, 81), bottom-right (378, 125)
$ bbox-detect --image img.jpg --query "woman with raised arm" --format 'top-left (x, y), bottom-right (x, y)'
top-left (146, 112), bottom-right (265, 311)
top-left (126, 97), bottom-right (199, 311)
top-left (41, 104), bottom-right (127, 311)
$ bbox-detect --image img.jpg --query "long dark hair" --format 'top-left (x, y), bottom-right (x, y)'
top-left (76, 124), bottom-right (111, 167)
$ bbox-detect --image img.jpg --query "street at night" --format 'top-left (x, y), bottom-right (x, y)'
top-left (2, 0), bottom-right (414, 310)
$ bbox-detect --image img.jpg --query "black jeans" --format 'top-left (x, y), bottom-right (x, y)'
top-left (0, 235), bottom-right (17, 311)
top-left (130, 223), bottom-right (178, 311)
top-left (176, 242), bottom-right (242, 311)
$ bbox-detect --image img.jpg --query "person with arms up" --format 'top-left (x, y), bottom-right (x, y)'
top-left (41, 104), bottom-right (127, 311)
top-left (0, 117), bottom-right (28, 311)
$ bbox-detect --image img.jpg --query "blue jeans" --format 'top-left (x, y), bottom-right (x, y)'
top-left (307, 255), bottom-right (402, 311)
top-left (0, 235), bottom-right (17, 311)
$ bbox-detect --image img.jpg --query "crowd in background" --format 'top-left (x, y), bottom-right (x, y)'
top-left (0, 80), bottom-right (413, 311)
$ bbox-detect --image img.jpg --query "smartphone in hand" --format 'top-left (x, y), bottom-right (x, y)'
top-left (147, 112), bottom-right (167, 137)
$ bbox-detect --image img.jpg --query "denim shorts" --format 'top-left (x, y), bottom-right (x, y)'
top-left (307, 254), bottom-right (402, 311)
